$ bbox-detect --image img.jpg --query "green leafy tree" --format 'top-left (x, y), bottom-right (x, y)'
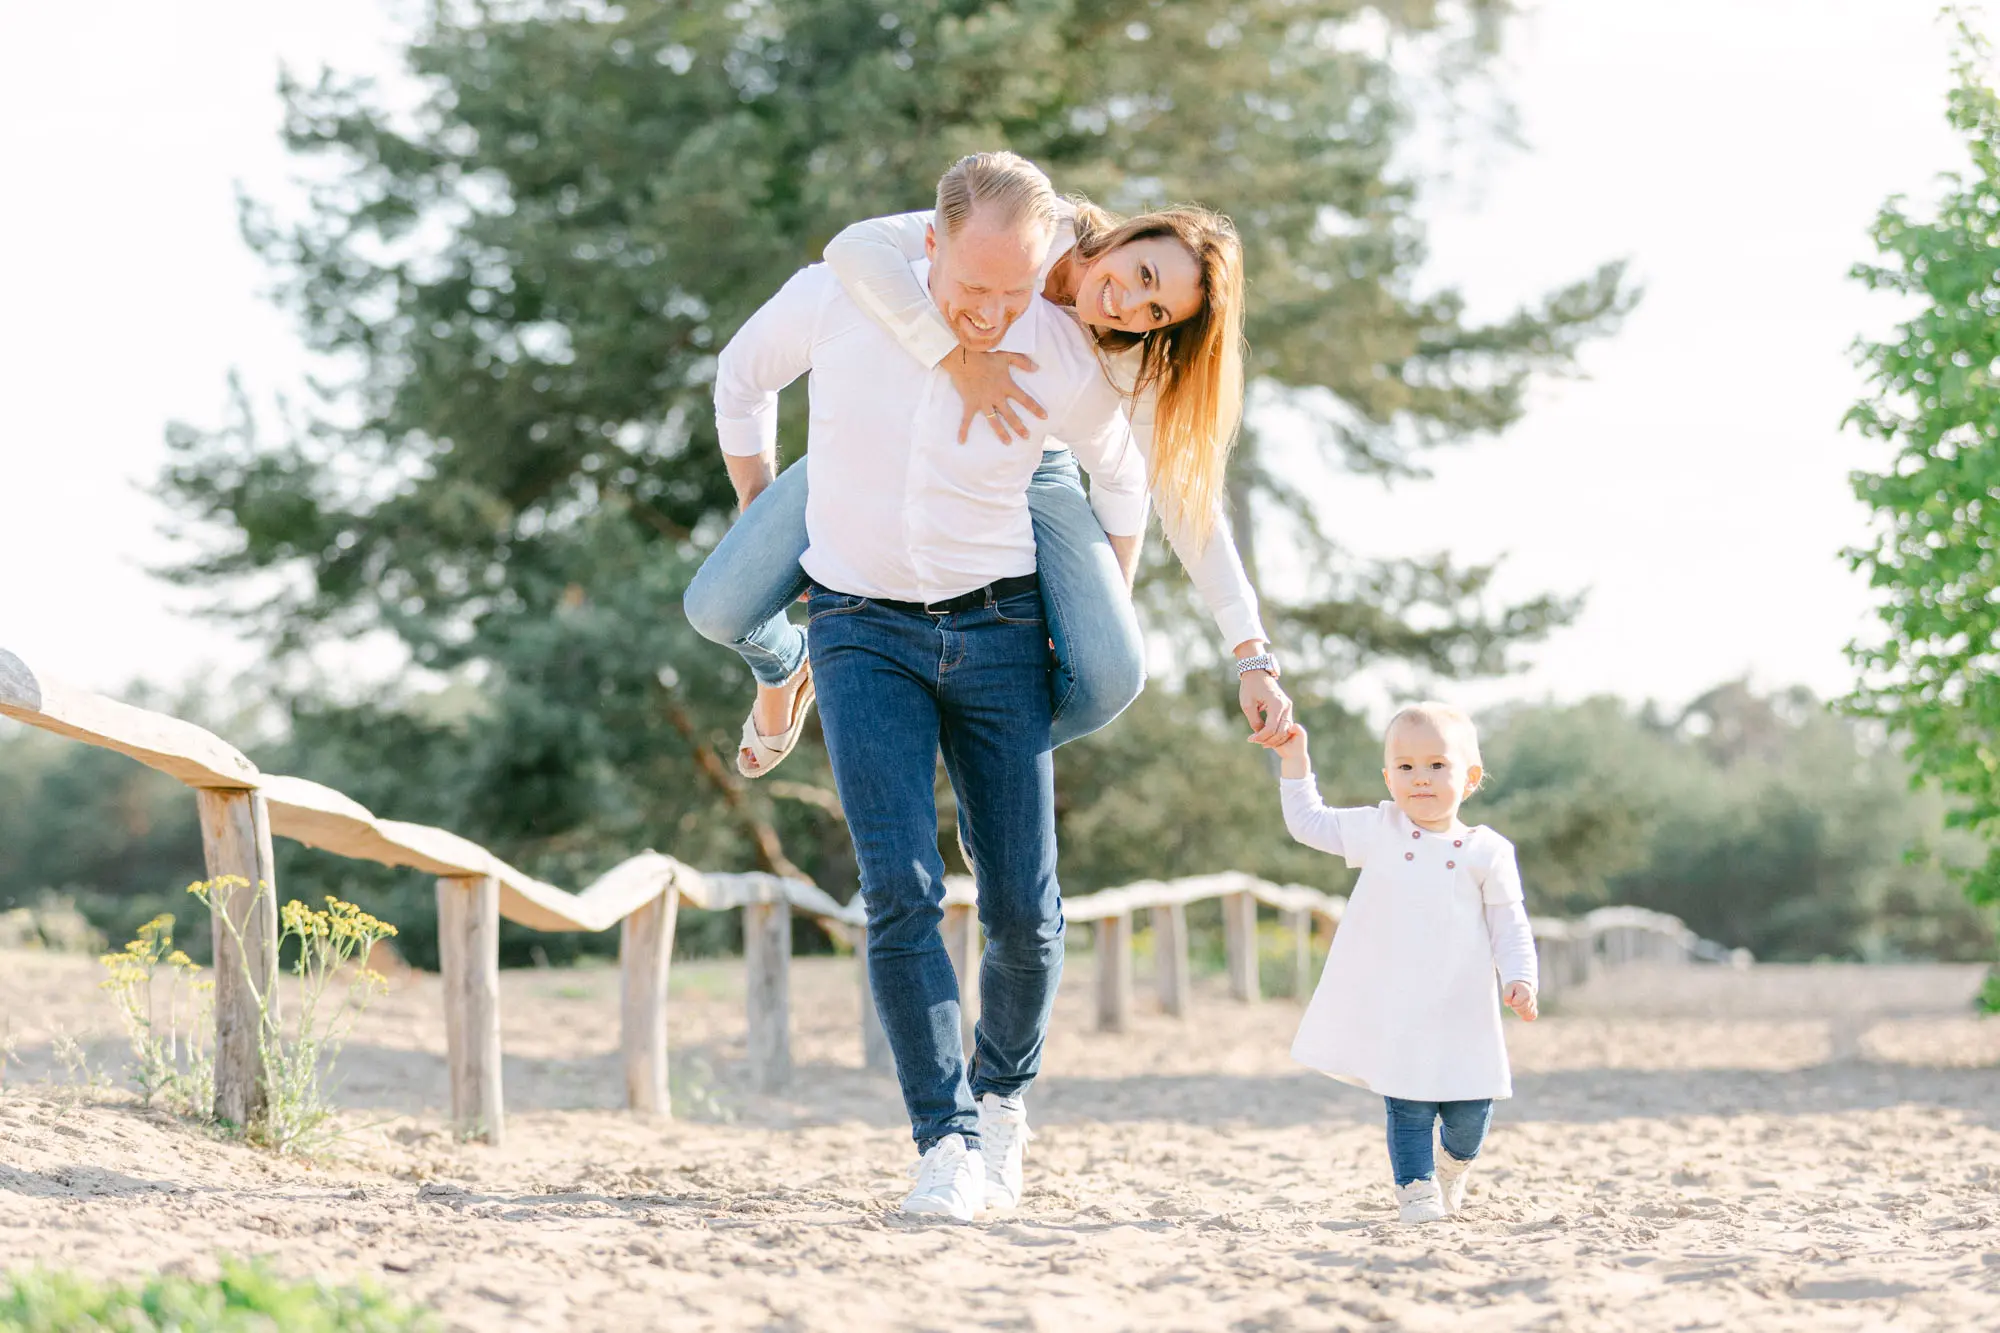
top-left (1846, 14), bottom-right (2000, 914)
top-left (1468, 696), bottom-right (1682, 917)
top-left (1479, 683), bottom-right (1992, 961)
top-left (154, 0), bottom-right (1631, 920)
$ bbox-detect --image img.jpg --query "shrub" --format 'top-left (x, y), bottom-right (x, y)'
top-left (97, 879), bottom-right (398, 1154)
top-left (97, 915), bottom-right (213, 1116)
top-left (0, 1257), bottom-right (433, 1332)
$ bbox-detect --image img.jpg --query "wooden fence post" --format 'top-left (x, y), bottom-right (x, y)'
top-left (437, 874), bottom-right (504, 1145)
top-left (857, 936), bottom-right (895, 1074)
top-left (196, 789), bottom-right (278, 1129)
top-left (1151, 903), bottom-right (1191, 1018)
top-left (744, 899), bottom-right (792, 1091)
top-left (1222, 891), bottom-right (1260, 1003)
top-left (1095, 914), bottom-right (1133, 1032)
top-left (940, 903), bottom-right (980, 1055)
top-left (1533, 933), bottom-right (1560, 1006)
top-left (1289, 909), bottom-right (1313, 1000)
top-left (620, 890), bottom-right (679, 1115)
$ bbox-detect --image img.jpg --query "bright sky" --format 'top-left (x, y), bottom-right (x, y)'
top-left (0, 0), bottom-right (1967, 715)
top-left (1311, 0), bottom-right (1965, 716)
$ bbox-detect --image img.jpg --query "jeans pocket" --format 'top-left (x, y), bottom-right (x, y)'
top-left (806, 588), bottom-right (869, 623)
top-left (992, 591), bottom-right (1046, 626)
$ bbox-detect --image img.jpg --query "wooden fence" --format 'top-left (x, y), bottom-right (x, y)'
top-left (0, 645), bottom-right (1747, 1144)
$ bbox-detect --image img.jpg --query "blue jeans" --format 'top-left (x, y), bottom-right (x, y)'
top-left (1384, 1097), bottom-right (1493, 1187)
top-left (683, 452), bottom-right (1145, 744)
top-left (682, 462), bottom-right (812, 689)
top-left (808, 583), bottom-right (1062, 1152)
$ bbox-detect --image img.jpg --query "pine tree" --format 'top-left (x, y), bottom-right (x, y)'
top-left (158, 0), bottom-right (1633, 912)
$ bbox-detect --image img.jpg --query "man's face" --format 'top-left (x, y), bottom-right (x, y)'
top-left (924, 209), bottom-right (1052, 353)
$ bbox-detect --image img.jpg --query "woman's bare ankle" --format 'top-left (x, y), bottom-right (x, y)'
top-left (752, 677), bottom-right (799, 736)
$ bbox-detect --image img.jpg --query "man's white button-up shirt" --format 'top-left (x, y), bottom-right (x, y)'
top-left (713, 260), bottom-right (1147, 605)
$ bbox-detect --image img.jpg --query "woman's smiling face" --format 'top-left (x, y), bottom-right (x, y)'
top-left (1073, 235), bottom-right (1204, 333)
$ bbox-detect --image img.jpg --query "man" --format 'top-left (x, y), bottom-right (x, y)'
top-left (712, 152), bottom-right (1147, 1219)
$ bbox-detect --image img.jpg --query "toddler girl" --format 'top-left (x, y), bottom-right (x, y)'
top-left (1275, 703), bottom-right (1538, 1223)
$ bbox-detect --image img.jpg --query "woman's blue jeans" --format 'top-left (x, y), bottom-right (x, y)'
top-left (682, 452), bottom-right (1146, 748)
top-left (1385, 1096), bottom-right (1494, 1186)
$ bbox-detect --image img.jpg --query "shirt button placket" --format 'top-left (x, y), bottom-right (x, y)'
top-left (908, 375), bottom-right (937, 601)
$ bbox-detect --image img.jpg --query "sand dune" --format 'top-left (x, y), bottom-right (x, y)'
top-left (1, 946), bottom-right (1996, 1331)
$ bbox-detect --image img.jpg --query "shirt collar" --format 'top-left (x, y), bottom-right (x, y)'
top-left (910, 258), bottom-right (1042, 356)
top-left (1390, 802), bottom-right (1471, 842)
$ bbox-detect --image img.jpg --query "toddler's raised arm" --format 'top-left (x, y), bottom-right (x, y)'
top-left (1279, 781), bottom-right (1382, 871)
top-left (1279, 777), bottom-right (1349, 858)
top-left (1275, 726), bottom-right (1373, 865)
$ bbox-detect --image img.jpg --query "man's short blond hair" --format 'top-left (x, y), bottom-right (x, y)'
top-left (1384, 701), bottom-right (1482, 768)
top-left (934, 151), bottom-right (1059, 240)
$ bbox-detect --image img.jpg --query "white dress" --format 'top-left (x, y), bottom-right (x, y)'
top-left (1281, 783), bottom-right (1537, 1103)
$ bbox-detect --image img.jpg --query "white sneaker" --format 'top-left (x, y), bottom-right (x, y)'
top-left (901, 1133), bottom-right (985, 1221)
top-left (977, 1093), bottom-right (1032, 1211)
top-left (1395, 1177), bottom-right (1447, 1224)
top-left (1435, 1150), bottom-right (1474, 1214)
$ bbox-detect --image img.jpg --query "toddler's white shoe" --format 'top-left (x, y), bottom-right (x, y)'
top-left (1395, 1177), bottom-right (1447, 1224)
top-left (901, 1133), bottom-right (985, 1221)
top-left (977, 1093), bottom-right (1032, 1211)
top-left (1435, 1150), bottom-right (1474, 1214)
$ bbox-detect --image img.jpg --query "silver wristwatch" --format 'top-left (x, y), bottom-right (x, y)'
top-left (1235, 651), bottom-right (1280, 678)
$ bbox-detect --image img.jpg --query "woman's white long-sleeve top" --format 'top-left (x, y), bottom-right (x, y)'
top-left (824, 208), bottom-right (1268, 653)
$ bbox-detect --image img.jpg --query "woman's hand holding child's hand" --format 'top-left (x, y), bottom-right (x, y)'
top-left (1503, 982), bottom-right (1538, 1022)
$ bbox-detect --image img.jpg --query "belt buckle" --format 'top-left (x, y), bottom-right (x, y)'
top-left (922, 594), bottom-right (955, 616)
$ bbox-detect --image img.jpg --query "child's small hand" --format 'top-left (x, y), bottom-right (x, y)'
top-left (1272, 723), bottom-right (1311, 779)
top-left (1503, 981), bottom-right (1538, 1022)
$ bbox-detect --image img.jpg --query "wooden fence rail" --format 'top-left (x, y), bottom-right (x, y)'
top-left (0, 646), bottom-right (1748, 1144)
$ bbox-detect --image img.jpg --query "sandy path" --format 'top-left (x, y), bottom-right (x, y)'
top-left (1, 947), bottom-right (1996, 1331)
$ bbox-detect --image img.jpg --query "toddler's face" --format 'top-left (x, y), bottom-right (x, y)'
top-left (1382, 718), bottom-right (1483, 831)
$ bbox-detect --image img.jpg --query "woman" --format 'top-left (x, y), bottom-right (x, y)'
top-left (686, 192), bottom-right (1293, 776)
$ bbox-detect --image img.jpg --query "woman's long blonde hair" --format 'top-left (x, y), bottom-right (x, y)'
top-left (1069, 198), bottom-right (1247, 549)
